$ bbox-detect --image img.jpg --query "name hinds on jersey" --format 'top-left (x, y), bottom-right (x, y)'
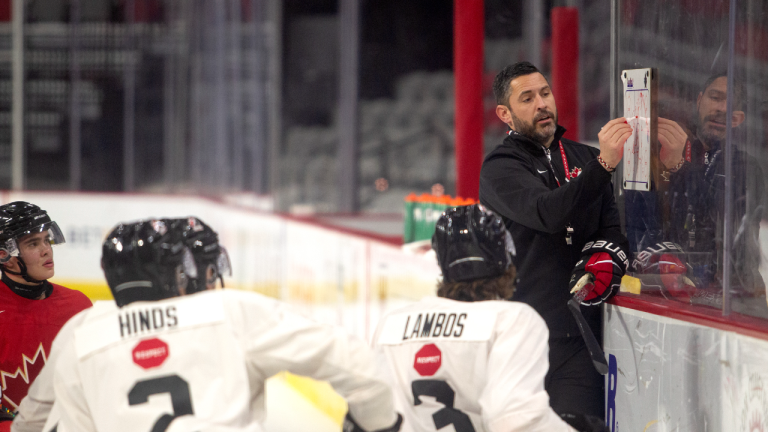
top-left (118, 306), bottom-right (178, 337)
top-left (402, 312), bottom-right (467, 341)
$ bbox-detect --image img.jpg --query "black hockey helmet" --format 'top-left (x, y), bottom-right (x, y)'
top-left (432, 204), bottom-right (516, 282)
top-left (169, 217), bottom-right (231, 293)
top-left (102, 219), bottom-right (197, 307)
top-left (0, 201), bottom-right (66, 283)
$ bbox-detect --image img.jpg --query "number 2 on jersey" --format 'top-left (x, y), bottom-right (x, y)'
top-left (129, 374), bottom-right (194, 432)
top-left (412, 379), bottom-right (476, 432)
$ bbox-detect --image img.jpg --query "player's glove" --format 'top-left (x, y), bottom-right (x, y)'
top-left (633, 242), bottom-right (697, 302)
top-left (569, 239), bottom-right (629, 306)
top-left (0, 403), bottom-right (14, 422)
top-left (343, 413), bottom-right (403, 432)
top-left (560, 413), bottom-right (609, 432)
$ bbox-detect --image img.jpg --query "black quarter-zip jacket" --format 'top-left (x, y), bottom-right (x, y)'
top-left (479, 126), bottom-right (629, 338)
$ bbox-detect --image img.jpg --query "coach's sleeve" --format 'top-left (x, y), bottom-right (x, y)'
top-left (479, 305), bottom-right (576, 432)
top-left (480, 155), bottom-right (612, 234)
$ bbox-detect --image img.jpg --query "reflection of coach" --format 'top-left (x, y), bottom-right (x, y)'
top-left (626, 73), bottom-right (767, 305)
top-left (659, 73), bottom-right (766, 305)
top-left (479, 62), bottom-right (630, 418)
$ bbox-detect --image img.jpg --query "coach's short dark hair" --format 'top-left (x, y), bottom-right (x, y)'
top-left (493, 62), bottom-right (544, 106)
top-left (701, 71), bottom-right (745, 111)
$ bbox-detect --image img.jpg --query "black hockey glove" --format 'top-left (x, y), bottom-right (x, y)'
top-left (569, 239), bottom-right (629, 306)
top-left (343, 412), bottom-right (403, 432)
top-left (0, 403), bottom-right (14, 422)
top-left (633, 242), bottom-right (697, 302)
top-left (560, 413), bottom-right (609, 432)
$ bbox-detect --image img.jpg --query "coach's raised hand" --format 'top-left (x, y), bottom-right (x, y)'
top-left (597, 117), bottom-right (633, 171)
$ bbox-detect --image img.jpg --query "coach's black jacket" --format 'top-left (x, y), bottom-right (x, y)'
top-left (479, 126), bottom-right (629, 339)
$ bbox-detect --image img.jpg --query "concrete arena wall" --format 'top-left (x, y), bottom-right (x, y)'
top-left (604, 304), bottom-right (768, 431)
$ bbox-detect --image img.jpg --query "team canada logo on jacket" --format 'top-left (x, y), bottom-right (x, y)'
top-left (569, 167), bottom-right (582, 178)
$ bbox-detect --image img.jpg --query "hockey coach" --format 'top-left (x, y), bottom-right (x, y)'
top-left (479, 61), bottom-right (631, 418)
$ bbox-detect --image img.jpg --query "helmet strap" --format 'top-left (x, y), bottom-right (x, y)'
top-left (1, 267), bottom-right (50, 299)
top-left (3, 257), bottom-right (47, 285)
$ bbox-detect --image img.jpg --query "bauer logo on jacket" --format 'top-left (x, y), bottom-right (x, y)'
top-left (414, 344), bottom-right (441, 376)
top-left (132, 337), bottom-right (169, 369)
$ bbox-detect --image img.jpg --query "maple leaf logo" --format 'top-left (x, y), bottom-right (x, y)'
top-left (1, 343), bottom-right (47, 410)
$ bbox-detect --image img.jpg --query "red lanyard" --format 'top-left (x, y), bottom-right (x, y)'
top-left (549, 141), bottom-right (571, 187)
top-left (508, 130), bottom-right (570, 186)
top-left (558, 141), bottom-right (571, 184)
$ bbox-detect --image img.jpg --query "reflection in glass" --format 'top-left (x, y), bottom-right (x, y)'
top-left (617, 0), bottom-right (768, 319)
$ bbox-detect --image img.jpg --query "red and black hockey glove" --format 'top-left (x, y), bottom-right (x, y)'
top-left (343, 413), bottom-right (403, 432)
top-left (633, 242), bottom-right (697, 302)
top-left (569, 239), bottom-right (629, 306)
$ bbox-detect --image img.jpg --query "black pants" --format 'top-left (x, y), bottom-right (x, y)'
top-left (545, 336), bottom-right (605, 418)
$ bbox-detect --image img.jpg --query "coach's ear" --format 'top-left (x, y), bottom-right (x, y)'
top-left (496, 104), bottom-right (513, 128)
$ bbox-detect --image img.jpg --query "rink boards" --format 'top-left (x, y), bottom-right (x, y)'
top-left (604, 301), bottom-right (768, 432)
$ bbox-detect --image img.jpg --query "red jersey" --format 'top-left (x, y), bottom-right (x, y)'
top-left (0, 281), bottom-right (91, 413)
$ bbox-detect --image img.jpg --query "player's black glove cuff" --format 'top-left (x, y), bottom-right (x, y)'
top-left (570, 239), bottom-right (629, 306)
top-left (0, 403), bottom-right (14, 422)
top-left (560, 413), bottom-right (609, 432)
top-left (343, 413), bottom-right (403, 432)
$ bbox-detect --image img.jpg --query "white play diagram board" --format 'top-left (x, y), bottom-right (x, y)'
top-left (621, 68), bottom-right (653, 191)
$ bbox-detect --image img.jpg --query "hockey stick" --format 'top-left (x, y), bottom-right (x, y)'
top-left (567, 273), bottom-right (609, 375)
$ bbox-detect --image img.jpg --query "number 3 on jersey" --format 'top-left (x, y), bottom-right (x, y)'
top-left (412, 380), bottom-right (475, 432)
top-left (129, 374), bottom-right (194, 432)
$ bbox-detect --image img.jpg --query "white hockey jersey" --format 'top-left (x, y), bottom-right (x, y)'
top-left (36, 289), bottom-right (397, 432)
top-left (373, 296), bottom-right (575, 432)
top-left (12, 301), bottom-right (114, 432)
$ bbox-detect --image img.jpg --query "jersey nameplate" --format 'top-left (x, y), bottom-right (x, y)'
top-left (75, 293), bottom-right (225, 359)
top-left (378, 310), bottom-right (496, 345)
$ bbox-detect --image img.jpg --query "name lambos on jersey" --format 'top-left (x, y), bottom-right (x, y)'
top-left (402, 312), bottom-right (467, 340)
top-left (119, 306), bottom-right (178, 337)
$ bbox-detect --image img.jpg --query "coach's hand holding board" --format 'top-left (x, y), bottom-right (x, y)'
top-left (597, 117), bottom-right (633, 171)
top-left (658, 117), bottom-right (688, 171)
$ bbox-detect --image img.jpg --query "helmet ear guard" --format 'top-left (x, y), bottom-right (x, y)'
top-left (168, 217), bottom-right (227, 293)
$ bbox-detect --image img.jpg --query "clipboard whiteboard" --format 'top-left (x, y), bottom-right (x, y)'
top-left (621, 68), bottom-right (655, 191)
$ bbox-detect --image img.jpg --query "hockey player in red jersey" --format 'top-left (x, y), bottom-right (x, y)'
top-left (35, 218), bottom-right (402, 432)
top-left (0, 202), bottom-right (92, 431)
top-left (373, 205), bottom-right (607, 432)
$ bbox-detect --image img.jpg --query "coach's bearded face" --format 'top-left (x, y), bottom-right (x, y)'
top-left (500, 72), bottom-right (559, 147)
top-left (510, 108), bottom-right (558, 146)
